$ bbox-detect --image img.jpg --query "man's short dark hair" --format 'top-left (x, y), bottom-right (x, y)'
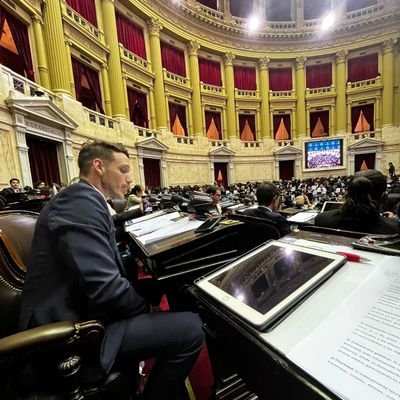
top-left (206, 185), bottom-right (219, 195)
top-left (256, 183), bottom-right (280, 206)
top-left (9, 178), bottom-right (19, 185)
top-left (78, 141), bottom-right (129, 176)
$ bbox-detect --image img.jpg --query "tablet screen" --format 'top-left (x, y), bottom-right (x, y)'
top-left (196, 241), bottom-right (346, 329)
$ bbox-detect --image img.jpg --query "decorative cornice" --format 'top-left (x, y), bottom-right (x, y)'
top-left (147, 18), bottom-right (163, 36)
top-left (187, 40), bottom-right (200, 56)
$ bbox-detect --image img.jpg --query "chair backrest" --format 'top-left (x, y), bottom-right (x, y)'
top-left (0, 211), bottom-right (38, 338)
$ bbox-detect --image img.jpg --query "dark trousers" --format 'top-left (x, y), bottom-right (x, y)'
top-left (109, 311), bottom-right (204, 400)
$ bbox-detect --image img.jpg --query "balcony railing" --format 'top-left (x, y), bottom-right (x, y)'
top-left (62, 3), bottom-right (104, 44)
top-left (137, 127), bottom-right (158, 138)
top-left (197, 4), bottom-right (224, 20)
top-left (276, 139), bottom-right (295, 147)
top-left (1, 65), bottom-right (55, 101)
top-left (120, 46), bottom-right (151, 72)
top-left (201, 83), bottom-right (224, 95)
top-left (163, 69), bottom-right (190, 87)
top-left (242, 140), bottom-right (262, 148)
top-left (306, 86), bottom-right (335, 97)
top-left (347, 2), bottom-right (383, 20)
top-left (351, 130), bottom-right (377, 140)
top-left (347, 76), bottom-right (381, 91)
top-left (268, 21), bottom-right (296, 30)
top-left (270, 90), bottom-right (294, 99)
top-left (174, 135), bottom-right (194, 145)
top-left (85, 108), bottom-right (115, 129)
top-left (235, 88), bottom-right (259, 99)
top-left (209, 139), bottom-right (228, 147)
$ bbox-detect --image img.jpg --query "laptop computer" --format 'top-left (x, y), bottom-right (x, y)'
top-left (320, 201), bottom-right (343, 213)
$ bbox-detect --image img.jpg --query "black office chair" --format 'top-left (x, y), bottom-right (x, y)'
top-left (0, 211), bottom-right (135, 399)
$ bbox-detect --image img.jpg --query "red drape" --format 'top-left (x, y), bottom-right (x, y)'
top-left (269, 68), bottom-right (292, 91)
top-left (239, 114), bottom-right (256, 140)
top-left (347, 53), bottom-right (378, 83)
top-left (143, 158), bottom-right (161, 190)
top-left (199, 58), bottom-right (222, 86)
top-left (197, 0), bottom-right (218, 9)
top-left (127, 88), bottom-right (148, 128)
top-left (161, 42), bottom-right (186, 77)
top-left (214, 162), bottom-right (228, 187)
top-left (351, 104), bottom-right (374, 132)
top-left (66, 0), bottom-right (97, 27)
top-left (273, 114), bottom-right (291, 139)
top-left (306, 63), bottom-right (332, 89)
top-left (310, 111), bottom-right (329, 137)
top-left (1, 9), bottom-right (34, 81)
top-left (26, 135), bottom-right (61, 186)
top-left (169, 103), bottom-right (188, 136)
top-left (355, 153), bottom-right (376, 171)
top-left (71, 58), bottom-right (104, 114)
top-left (279, 160), bottom-right (294, 181)
top-left (205, 111), bottom-right (222, 139)
top-left (234, 66), bottom-right (256, 90)
top-left (116, 12), bottom-right (146, 59)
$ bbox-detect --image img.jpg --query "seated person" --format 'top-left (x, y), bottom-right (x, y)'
top-left (206, 185), bottom-right (222, 214)
top-left (18, 140), bottom-right (204, 399)
top-left (315, 169), bottom-right (400, 234)
top-left (1, 178), bottom-right (27, 202)
top-left (242, 183), bottom-right (291, 237)
top-left (125, 184), bottom-right (144, 210)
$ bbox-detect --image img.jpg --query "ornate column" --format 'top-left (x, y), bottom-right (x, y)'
top-left (42, 0), bottom-right (71, 93)
top-left (382, 38), bottom-right (397, 127)
top-left (187, 41), bottom-right (203, 136)
top-left (258, 57), bottom-right (271, 138)
top-left (148, 87), bottom-right (157, 129)
top-left (295, 56), bottom-right (307, 137)
top-left (64, 39), bottom-right (75, 97)
top-left (100, 63), bottom-right (112, 116)
top-left (32, 15), bottom-right (50, 89)
top-left (224, 52), bottom-right (237, 139)
top-left (188, 99), bottom-right (194, 136)
top-left (101, 0), bottom-right (127, 118)
top-left (147, 18), bottom-right (168, 129)
top-left (122, 74), bottom-right (129, 120)
top-left (335, 50), bottom-right (348, 134)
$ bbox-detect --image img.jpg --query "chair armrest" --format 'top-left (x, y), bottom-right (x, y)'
top-left (0, 320), bottom-right (105, 359)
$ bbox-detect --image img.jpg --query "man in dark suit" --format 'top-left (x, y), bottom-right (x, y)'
top-left (1, 178), bottom-right (21, 197)
top-left (19, 141), bottom-right (204, 399)
top-left (242, 183), bottom-right (291, 237)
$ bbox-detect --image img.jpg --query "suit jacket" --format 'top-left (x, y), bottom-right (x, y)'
top-left (315, 209), bottom-right (400, 234)
top-left (19, 180), bottom-right (148, 372)
top-left (242, 206), bottom-right (291, 237)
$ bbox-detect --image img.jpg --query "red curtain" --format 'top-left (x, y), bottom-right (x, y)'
top-left (116, 12), bottom-right (146, 59)
top-left (143, 158), bottom-right (161, 190)
top-left (169, 102), bottom-right (188, 135)
top-left (273, 114), bottom-right (291, 139)
top-left (234, 66), bottom-right (256, 90)
top-left (239, 114), bottom-right (256, 140)
top-left (214, 162), bottom-right (228, 187)
top-left (127, 88), bottom-right (148, 128)
top-left (306, 63), bottom-right (332, 89)
top-left (71, 58), bottom-right (104, 114)
top-left (310, 111), bottom-right (329, 137)
top-left (269, 68), bottom-right (292, 91)
top-left (348, 53), bottom-right (378, 83)
top-left (161, 42), bottom-right (186, 77)
top-left (279, 160), bottom-right (294, 181)
top-left (197, 0), bottom-right (218, 9)
top-left (199, 58), bottom-right (222, 86)
top-left (205, 111), bottom-right (222, 139)
top-left (1, 9), bottom-right (34, 81)
top-left (351, 104), bottom-right (374, 132)
top-left (355, 153), bottom-right (376, 171)
top-left (26, 135), bottom-right (61, 186)
top-left (66, 0), bottom-right (97, 26)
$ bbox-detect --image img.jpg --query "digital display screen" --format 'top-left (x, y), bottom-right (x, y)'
top-left (305, 139), bottom-right (343, 169)
top-left (209, 245), bottom-right (332, 314)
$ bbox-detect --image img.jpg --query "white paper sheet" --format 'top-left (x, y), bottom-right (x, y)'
top-left (287, 211), bottom-right (319, 223)
top-left (288, 256), bottom-right (400, 400)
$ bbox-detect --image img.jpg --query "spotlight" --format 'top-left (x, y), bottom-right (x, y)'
top-left (247, 16), bottom-right (260, 32)
top-left (321, 11), bottom-right (335, 31)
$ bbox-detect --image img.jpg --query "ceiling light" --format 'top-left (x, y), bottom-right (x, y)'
top-left (321, 11), bottom-right (335, 31)
top-left (247, 16), bottom-right (261, 32)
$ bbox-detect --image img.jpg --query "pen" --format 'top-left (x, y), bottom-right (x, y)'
top-left (336, 251), bottom-right (372, 263)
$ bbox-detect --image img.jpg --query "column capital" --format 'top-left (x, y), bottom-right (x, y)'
top-left (258, 56), bottom-right (270, 70)
top-left (335, 49), bottom-right (348, 64)
top-left (187, 40), bottom-right (200, 56)
top-left (295, 56), bottom-right (307, 70)
top-left (382, 38), bottom-right (397, 54)
top-left (65, 39), bottom-right (73, 47)
top-left (101, 63), bottom-right (108, 70)
top-left (147, 18), bottom-right (163, 36)
top-left (32, 14), bottom-right (43, 24)
top-left (224, 52), bottom-right (235, 66)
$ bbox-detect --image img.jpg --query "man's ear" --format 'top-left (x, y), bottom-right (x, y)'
top-left (93, 159), bottom-right (104, 174)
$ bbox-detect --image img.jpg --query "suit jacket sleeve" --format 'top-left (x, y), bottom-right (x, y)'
top-left (48, 186), bottom-right (147, 322)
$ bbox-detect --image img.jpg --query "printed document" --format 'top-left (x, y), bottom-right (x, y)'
top-left (288, 256), bottom-right (400, 400)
